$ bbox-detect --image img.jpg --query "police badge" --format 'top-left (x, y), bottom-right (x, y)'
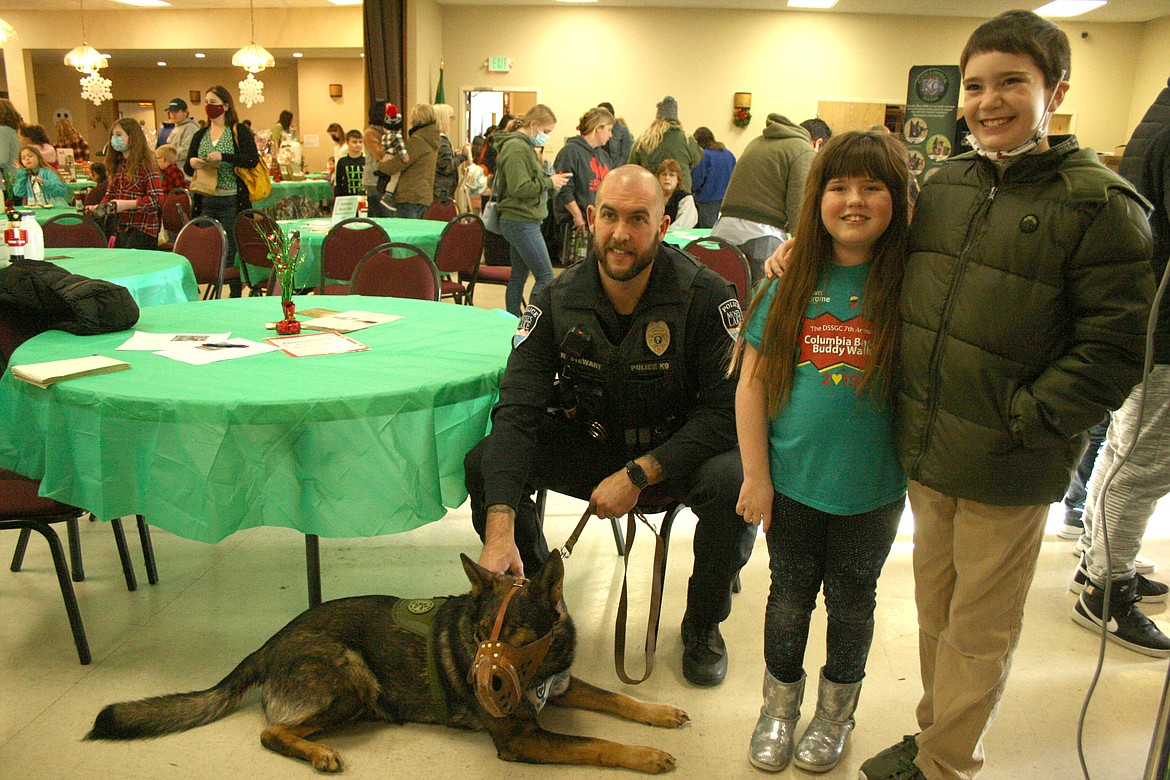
top-left (646, 320), bottom-right (670, 356)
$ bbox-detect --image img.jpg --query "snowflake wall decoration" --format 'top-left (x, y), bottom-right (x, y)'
top-left (239, 73), bottom-right (265, 108)
top-left (80, 72), bottom-right (112, 106)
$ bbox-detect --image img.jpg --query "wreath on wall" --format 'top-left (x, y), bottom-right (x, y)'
top-left (733, 107), bottom-right (752, 128)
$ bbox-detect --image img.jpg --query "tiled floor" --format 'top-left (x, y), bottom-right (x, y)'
top-left (2, 490), bottom-right (1167, 780)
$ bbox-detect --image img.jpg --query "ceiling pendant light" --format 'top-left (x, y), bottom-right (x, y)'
top-left (232, 0), bottom-right (274, 108)
top-left (64, 0), bottom-right (109, 74)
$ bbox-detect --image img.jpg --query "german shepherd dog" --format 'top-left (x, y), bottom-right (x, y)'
top-left (86, 554), bottom-right (688, 773)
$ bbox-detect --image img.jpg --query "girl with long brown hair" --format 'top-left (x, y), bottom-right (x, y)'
top-left (733, 130), bottom-right (910, 774)
top-left (89, 118), bottom-right (164, 250)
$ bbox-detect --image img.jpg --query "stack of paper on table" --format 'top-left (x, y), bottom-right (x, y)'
top-left (300, 311), bottom-right (402, 333)
top-left (11, 355), bottom-right (130, 388)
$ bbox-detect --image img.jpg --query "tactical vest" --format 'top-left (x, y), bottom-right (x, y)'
top-left (547, 251), bottom-right (701, 456)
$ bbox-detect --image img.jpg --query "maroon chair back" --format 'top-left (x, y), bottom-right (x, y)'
top-left (41, 213), bottom-right (107, 249)
top-left (161, 190), bottom-right (191, 235)
top-left (683, 236), bottom-right (753, 308)
top-left (319, 218), bottom-right (390, 294)
top-left (435, 213), bottom-right (484, 305)
top-left (350, 242), bottom-right (440, 301)
top-left (234, 209), bottom-right (281, 295)
top-left (174, 216), bottom-right (229, 299)
top-left (424, 199), bottom-right (458, 222)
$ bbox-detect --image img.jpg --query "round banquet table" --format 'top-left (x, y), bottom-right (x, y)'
top-left (0, 295), bottom-right (517, 544)
top-left (40, 247), bottom-right (199, 307)
top-left (663, 228), bottom-right (711, 248)
top-left (272, 217), bottom-right (446, 288)
top-left (252, 179), bottom-right (334, 212)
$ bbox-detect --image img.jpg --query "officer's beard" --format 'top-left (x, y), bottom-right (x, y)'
top-left (595, 237), bottom-right (656, 282)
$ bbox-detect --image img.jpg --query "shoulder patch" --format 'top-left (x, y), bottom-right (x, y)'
top-left (719, 299), bottom-right (743, 339)
top-left (513, 304), bottom-right (543, 348)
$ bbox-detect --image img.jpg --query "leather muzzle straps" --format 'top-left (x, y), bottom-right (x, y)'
top-left (468, 579), bottom-right (554, 718)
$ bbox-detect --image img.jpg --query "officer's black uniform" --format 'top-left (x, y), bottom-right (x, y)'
top-left (465, 242), bottom-right (756, 633)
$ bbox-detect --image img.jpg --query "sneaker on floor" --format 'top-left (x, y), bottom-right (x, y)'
top-left (1069, 558), bottom-right (1168, 603)
top-left (1072, 577), bottom-right (1170, 658)
top-left (858, 734), bottom-right (924, 780)
top-left (1057, 510), bottom-right (1084, 540)
top-left (1136, 556), bottom-right (1158, 575)
top-left (680, 618), bottom-right (727, 686)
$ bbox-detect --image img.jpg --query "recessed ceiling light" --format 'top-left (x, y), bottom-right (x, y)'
top-left (195, 52), bottom-right (205, 59)
top-left (293, 52), bottom-right (304, 58)
top-left (110, 0), bottom-right (171, 6)
top-left (157, 61), bottom-right (167, 67)
top-left (1034, 0), bottom-right (1107, 17)
top-left (328, 0), bottom-right (362, 5)
top-left (787, 0), bottom-right (838, 7)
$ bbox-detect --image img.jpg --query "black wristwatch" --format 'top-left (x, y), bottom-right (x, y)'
top-left (625, 460), bottom-right (649, 490)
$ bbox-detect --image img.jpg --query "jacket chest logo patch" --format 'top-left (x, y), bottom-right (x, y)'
top-left (646, 320), bottom-right (670, 356)
top-left (719, 299), bottom-right (743, 338)
top-left (1019, 214), bottom-right (1039, 233)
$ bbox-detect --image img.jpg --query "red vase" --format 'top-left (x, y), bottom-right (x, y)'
top-left (277, 298), bottom-right (300, 334)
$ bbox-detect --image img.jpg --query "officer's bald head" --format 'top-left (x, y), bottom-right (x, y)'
top-left (595, 165), bottom-right (667, 224)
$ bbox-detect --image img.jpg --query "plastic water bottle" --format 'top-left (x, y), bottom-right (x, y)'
top-left (20, 210), bottom-right (44, 261)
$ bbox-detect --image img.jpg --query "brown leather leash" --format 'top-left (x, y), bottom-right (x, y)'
top-left (560, 506), bottom-right (667, 685)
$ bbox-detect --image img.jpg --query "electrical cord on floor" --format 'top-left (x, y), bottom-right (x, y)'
top-left (1076, 251), bottom-right (1170, 780)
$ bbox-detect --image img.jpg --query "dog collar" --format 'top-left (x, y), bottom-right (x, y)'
top-left (467, 579), bottom-right (554, 718)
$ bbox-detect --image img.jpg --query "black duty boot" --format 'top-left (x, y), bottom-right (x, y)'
top-left (681, 616), bottom-right (727, 686)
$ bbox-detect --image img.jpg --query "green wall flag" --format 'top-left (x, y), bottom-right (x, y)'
top-left (435, 63), bottom-right (445, 104)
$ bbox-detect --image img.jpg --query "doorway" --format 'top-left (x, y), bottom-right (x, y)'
top-left (464, 89), bottom-right (538, 148)
top-left (113, 100), bottom-right (158, 145)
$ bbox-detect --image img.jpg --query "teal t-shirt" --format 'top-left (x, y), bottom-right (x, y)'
top-left (744, 263), bottom-right (906, 515)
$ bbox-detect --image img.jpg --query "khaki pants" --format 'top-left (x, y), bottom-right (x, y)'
top-left (909, 481), bottom-right (1048, 780)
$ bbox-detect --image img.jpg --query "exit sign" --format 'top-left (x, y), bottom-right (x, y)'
top-left (486, 56), bottom-right (512, 73)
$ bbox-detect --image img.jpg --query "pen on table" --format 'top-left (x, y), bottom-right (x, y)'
top-left (200, 342), bottom-right (249, 348)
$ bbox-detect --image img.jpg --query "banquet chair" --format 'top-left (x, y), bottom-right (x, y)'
top-left (475, 229), bottom-right (513, 294)
top-left (424, 198), bottom-right (458, 222)
top-left (434, 213), bottom-right (484, 305)
top-left (174, 216), bottom-right (234, 300)
top-left (318, 218), bottom-right (390, 295)
top-left (350, 242), bottom-right (441, 301)
top-left (41, 213), bottom-right (107, 249)
top-left (234, 208), bottom-right (281, 296)
top-left (83, 182), bottom-right (107, 207)
top-left (683, 236), bottom-right (753, 308)
top-left (158, 189), bottom-right (191, 251)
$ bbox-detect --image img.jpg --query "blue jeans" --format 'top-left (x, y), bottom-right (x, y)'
top-left (396, 202), bottom-right (427, 220)
top-left (500, 218), bottom-right (554, 316)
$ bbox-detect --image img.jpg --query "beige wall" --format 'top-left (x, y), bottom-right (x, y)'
top-left (295, 58), bottom-right (367, 171)
top-left (407, 0), bottom-right (445, 120)
top-left (435, 6), bottom-right (1162, 161)
top-left (1129, 15), bottom-right (1170, 131)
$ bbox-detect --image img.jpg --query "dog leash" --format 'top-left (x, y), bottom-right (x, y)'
top-left (561, 507), bottom-right (667, 685)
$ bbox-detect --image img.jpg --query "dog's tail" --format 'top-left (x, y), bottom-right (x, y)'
top-left (85, 648), bottom-right (265, 740)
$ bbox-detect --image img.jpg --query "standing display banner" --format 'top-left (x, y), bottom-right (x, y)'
top-left (904, 65), bottom-right (962, 188)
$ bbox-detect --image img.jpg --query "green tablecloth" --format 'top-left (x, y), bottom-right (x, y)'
top-left (45, 247), bottom-right (198, 307)
top-left (0, 295), bottom-right (516, 543)
top-left (28, 206), bottom-right (83, 225)
top-left (273, 218), bottom-right (446, 288)
top-left (253, 179), bottom-right (334, 211)
top-left (65, 178), bottom-right (96, 197)
top-left (663, 228), bottom-right (711, 248)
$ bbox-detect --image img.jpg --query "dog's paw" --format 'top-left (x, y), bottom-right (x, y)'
top-left (308, 746), bottom-right (344, 773)
top-left (642, 703), bottom-right (690, 729)
top-left (628, 746), bottom-right (676, 774)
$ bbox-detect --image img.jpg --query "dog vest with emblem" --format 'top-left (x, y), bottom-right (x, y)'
top-left (390, 597), bottom-right (450, 723)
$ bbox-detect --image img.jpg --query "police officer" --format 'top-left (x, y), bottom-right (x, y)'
top-left (465, 165), bottom-right (755, 686)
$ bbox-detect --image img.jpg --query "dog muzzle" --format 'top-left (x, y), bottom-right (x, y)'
top-left (468, 579), bottom-right (554, 718)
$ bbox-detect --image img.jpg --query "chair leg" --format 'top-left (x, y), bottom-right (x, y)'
top-left (11, 527), bottom-right (30, 571)
top-left (15, 519), bottom-right (92, 664)
top-left (110, 517), bottom-right (138, 592)
top-left (137, 516), bottom-right (159, 585)
top-left (66, 515), bottom-right (84, 582)
top-left (305, 534), bottom-right (322, 609)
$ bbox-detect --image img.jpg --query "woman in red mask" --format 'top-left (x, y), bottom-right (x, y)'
top-left (183, 84), bottom-right (260, 297)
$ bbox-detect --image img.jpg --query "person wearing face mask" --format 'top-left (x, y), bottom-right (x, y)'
top-left (491, 104), bottom-right (572, 315)
top-left (84, 118), bottom-right (164, 250)
top-left (326, 122), bottom-right (347, 173)
top-left (183, 85), bottom-right (260, 297)
top-left (376, 103), bottom-right (440, 219)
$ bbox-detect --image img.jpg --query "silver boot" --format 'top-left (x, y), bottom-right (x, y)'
top-left (748, 670), bottom-right (805, 771)
top-left (792, 668), bottom-right (862, 773)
